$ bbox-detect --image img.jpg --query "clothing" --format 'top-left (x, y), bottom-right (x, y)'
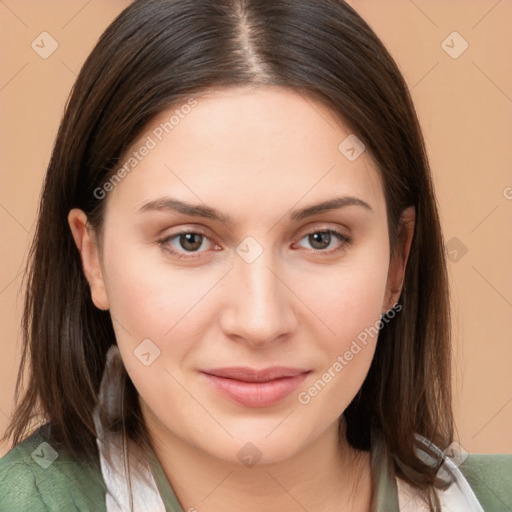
top-left (1, 424), bottom-right (511, 511)
top-left (2, 344), bottom-right (511, 511)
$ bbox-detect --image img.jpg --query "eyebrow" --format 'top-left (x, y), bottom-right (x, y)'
top-left (137, 195), bottom-right (372, 224)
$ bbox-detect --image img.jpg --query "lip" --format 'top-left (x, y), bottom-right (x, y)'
top-left (200, 366), bottom-right (311, 408)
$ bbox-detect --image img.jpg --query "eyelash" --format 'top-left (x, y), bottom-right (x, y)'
top-left (158, 228), bottom-right (352, 260)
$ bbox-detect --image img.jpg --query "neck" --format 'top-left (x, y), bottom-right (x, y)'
top-left (146, 415), bottom-right (372, 512)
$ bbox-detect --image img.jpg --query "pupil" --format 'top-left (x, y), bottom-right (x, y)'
top-left (310, 232), bottom-right (330, 250)
top-left (181, 233), bottom-right (202, 251)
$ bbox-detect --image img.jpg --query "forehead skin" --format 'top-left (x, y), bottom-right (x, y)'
top-left (102, 85), bottom-right (386, 242)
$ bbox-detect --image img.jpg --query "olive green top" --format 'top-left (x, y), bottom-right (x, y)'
top-left (1, 423), bottom-right (511, 511)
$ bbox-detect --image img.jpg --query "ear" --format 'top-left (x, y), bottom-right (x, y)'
top-left (68, 208), bottom-right (110, 310)
top-left (383, 206), bottom-right (415, 312)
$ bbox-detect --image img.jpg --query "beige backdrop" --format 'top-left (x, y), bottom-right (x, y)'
top-left (1, 0), bottom-right (511, 456)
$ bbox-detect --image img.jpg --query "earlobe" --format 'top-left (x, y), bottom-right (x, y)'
top-left (68, 209), bottom-right (110, 310)
top-left (383, 206), bottom-right (415, 312)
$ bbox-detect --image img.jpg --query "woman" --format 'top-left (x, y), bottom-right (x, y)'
top-left (1, 1), bottom-right (510, 511)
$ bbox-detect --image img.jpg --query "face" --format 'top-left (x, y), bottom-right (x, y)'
top-left (70, 85), bottom-right (412, 465)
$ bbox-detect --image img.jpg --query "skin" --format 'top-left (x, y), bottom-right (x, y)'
top-left (69, 85), bottom-right (415, 512)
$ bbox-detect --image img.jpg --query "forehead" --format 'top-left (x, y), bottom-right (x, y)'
top-left (105, 85), bottom-right (386, 221)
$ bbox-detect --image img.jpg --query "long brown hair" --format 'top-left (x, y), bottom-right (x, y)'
top-left (3, 0), bottom-right (453, 508)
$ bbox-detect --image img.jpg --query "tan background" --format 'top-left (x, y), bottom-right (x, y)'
top-left (0, 0), bottom-right (511, 456)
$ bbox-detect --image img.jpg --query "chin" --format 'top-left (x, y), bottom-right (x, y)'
top-left (196, 419), bottom-right (320, 467)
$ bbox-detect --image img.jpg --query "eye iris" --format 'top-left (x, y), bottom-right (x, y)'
top-left (309, 232), bottom-right (331, 250)
top-left (180, 233), bottom-right (203, 251)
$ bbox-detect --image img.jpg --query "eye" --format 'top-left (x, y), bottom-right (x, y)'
top-left (294, 229), bottom-right (352, 254)
top-left (158, 231), bottom-right (217, 259)
top-left (158, 227), bottom-right (352, 261)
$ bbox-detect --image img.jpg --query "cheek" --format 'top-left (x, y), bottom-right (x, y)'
top-left (101, 248), bottom-right (210, 406)
top-left (298, 244), bottom-right (390, 348)
top-left (102, 240), bottom-right (215, 339)
top-left (294, 244), bottom-right (389, 406)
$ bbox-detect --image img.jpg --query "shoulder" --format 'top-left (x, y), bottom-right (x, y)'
top-left (458, 452), bottom-right (512, 510)
top-left (0, 423), bottom-right (107, 512)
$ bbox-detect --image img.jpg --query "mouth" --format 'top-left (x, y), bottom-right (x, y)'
top-left (199, 366), bottom-right (311, 407)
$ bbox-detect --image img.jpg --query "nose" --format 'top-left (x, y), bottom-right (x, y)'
top-left (218, 247), bottom-right (297, 348)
